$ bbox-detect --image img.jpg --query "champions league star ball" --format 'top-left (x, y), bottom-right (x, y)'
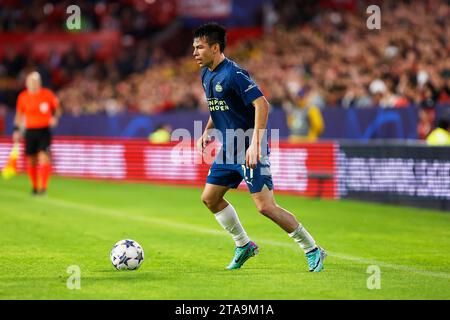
top-left (110, 239), bottom-right (144, 270)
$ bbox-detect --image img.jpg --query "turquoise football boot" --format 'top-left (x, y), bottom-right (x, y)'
top-left (226, 241), bottom-right (259, 270)
top-left (306, 246), bottom-right (327, 272)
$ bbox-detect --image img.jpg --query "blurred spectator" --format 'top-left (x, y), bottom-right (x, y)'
top-left (284, 89), bottom-right (324, 142)
top-left (148, 124), bottom-right (172, 144)
top-left (0, 104), bottom-right (7, 134)
top-left (418, 107), bottom-right (436, 140)
top-left (426, 118), bottom-right (450, 146)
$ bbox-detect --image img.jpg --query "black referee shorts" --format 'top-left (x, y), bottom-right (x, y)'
top-left (25, 127), bottom-right (52, 156)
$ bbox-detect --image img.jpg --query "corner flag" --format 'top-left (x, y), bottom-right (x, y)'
top-left (1, 143), bottom-right (19, 180)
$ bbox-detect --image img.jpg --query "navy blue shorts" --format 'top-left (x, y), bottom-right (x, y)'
top-left (206, 156), bottom-right (274, 194)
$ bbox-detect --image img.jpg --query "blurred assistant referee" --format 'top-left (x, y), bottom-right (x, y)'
top-left (13, 71), bottom-right (61, 195)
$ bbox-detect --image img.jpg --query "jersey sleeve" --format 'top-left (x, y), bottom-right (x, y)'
top-left (200, 68), bottom-right (208, 94)
top-left (47, 89), bottom-right (60, 111)
top-left (231, 69), bottom-right (264, 106)
top-left (16, 92), bottom-right (25, 114)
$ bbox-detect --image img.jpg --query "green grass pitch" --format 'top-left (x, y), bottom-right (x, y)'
top-left (1, 175), bottom-right (449, 299)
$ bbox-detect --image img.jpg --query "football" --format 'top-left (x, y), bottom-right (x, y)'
top-left (110, 239), bottom-right (144, 270)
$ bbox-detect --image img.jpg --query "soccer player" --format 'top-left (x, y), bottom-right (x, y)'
top-left (193, 23), bottom-right (326, 272)
top-left (13, 71), bottom-right (61, 195)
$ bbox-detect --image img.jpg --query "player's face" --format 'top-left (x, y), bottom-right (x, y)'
top-left (26, 72), bottom-right (42, 93)
top-left (193, 37), bottom-right (214, 68)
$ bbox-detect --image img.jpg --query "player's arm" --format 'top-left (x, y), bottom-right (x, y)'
top-left (196, 116), bottom-right (214, 154)
top-left (204, 115), bottom-right (214, 131)
top-left (230, 69), bottom-right (267, 168)
top-left (12, 112), bottom-right (24, 143)
top-left (13, 94), bottom-right (25, 143)
top-left (49, 91), bottom-right (61, 128)
top-left (246, 96), bottom-right (269, 169)
top-left (50, 105), bottom-right (62, 128)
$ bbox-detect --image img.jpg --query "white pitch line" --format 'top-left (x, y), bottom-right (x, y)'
top-left (2, 189), bottom-right (450, 280)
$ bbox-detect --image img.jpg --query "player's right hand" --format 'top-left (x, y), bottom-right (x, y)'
top-left (12, 130), bottom-right (21, 143)
top-left (49, 116), bottom-right (58, 128)
top-left (196, 133), bottom-right (210, 154)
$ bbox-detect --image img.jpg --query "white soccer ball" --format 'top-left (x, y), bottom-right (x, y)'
top-left (110, 239), bottom-right (144, 270)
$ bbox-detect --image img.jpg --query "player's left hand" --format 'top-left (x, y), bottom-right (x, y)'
top-left (246, 142), bottom-right (260, 169)
top-left (12, 130), bottom-right (21, 143)
top-left (49, 116), bottom-right (58, 128)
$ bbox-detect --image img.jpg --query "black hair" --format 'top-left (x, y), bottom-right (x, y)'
top-left (437, 118), bottom-right (449, 130)
top-left (193, 22), bottom-right (227, 52)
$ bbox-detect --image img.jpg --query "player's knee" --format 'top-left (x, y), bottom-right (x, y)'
top-left (201, 193), bottom-right (219, 209)
top-left (38, 153), bottom-right (50, 164)
top-left (27, 156), bottom-right (38, 166)
top-left (256, 203), bottom-right (277, 217)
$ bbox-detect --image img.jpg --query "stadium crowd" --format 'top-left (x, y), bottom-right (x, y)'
top-left (0, 0), bottom-right (449, 120)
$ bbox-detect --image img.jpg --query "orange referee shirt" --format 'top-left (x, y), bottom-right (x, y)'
top-left (16, 88), bottom-right (59, 129)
